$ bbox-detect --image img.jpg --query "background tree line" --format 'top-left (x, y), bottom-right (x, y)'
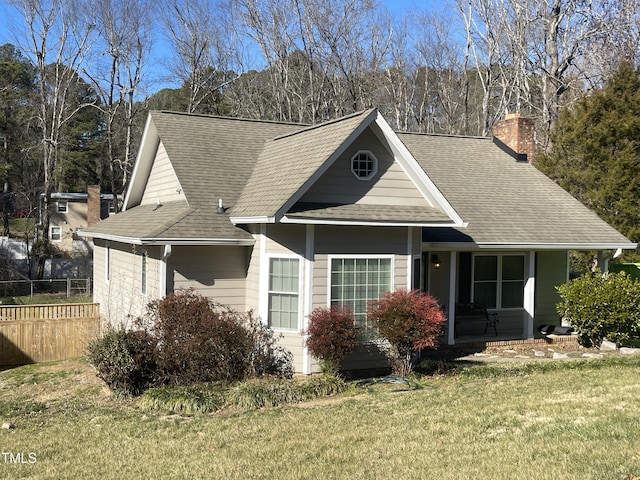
top-left (1, 0), bottom-right (639, 252)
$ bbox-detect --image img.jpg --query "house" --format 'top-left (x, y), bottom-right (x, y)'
top-left (80, 109), bottom-right (636, 373)
top-left (44, 186), bottom-right (119, 255)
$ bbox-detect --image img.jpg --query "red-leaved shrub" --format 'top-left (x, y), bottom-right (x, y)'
top-left (305, 306), bottom-right (358, 374)
top-left (368, 289), bottom-right (445, 377)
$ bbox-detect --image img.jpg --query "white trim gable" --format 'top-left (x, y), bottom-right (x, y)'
top-left (265, 110), bottom-right (466, 228)
top-left (372, 112), bottom-right (466, 227)
top-left (123, 113), bottom-right (186, 212)
top-left (273, 109), bottom-right (379, 221)
top-left (123, 114), bottom-right (159, 211)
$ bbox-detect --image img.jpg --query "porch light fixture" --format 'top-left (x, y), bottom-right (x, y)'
top-left (431, 254), bottom-right (441, 269)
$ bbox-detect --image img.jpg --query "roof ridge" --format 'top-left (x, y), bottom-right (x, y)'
top-left (397, 130), bottom-right (490, 140)
top-left (152, 110), bottom-right (309, 127)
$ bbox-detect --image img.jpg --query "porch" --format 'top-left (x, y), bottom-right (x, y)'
top-left (420, 249), bottom-right (569, 346)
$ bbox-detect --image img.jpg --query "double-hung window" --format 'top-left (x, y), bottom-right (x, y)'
top-left (472, 254), bottom-right (525, 309)
top-left (50, 226), bottom-right (62, 242)
top-left (268, 257), bottom-right (300, 330)
top-left (330, 257), bottom-right (392, 340)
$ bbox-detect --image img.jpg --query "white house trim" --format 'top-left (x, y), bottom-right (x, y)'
top-left (373, 112), bottom-right (467, 228)
top-left (523, 252), bottom-right (536, 339)
top-left (274, 111), bottom-right (379, 221)
top-left (281, 217), bottom-right (458, 228)
top-left (303, 225), bottom-right (315, 374)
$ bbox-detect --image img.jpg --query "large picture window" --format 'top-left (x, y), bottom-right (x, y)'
top-left (268, 257), bottom-right (300, 330)
top-left (472, 254), bottom-right (525, 309)
top-left (330, 257), bottom-right (392, 339)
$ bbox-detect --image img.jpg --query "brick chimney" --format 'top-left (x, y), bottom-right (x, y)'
top-left (87, 185), bottom-right (101, 226)
top-left (492, 113), bottom-right (536, 163)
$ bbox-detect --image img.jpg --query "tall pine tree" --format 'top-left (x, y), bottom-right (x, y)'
top-left (537, 63), bottom-right (640, 259)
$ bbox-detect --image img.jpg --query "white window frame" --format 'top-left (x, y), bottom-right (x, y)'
top-left (266, 254), bottom-right (303, 332)
top-left (141, 249), bottom-right (148, 296)
top-left (350, 150), bottom-right (378, 181)
top-left (50, 225), bottom-right (62, 242)
top-left (327, 254), bottom-right (394, 340)
top-left (56, 201), bottom-right (68, 213)
top-left (471, 253), bottom-right (526, 310)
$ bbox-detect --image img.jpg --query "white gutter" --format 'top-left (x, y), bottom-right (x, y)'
top-left (229, 216), bottom-right (276, 225)
top-left (77, 231), bottom-right (255, 246)
top-left (423, 242), bottom-right (638, 250)
top-left (281, 216), bottom-right (459, 227)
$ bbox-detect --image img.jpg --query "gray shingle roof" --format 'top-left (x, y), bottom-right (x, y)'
top-left (84, 109), bottom-right (634, 249)
top-left (285, 202), bottom-right (452, 224)
top-left (231, 110), bottom-right (376, 218)
top-left (399, 133), bottom-right (634, 246)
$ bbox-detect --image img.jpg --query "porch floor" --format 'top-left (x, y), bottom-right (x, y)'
top-left (453, 332), bottom-right (579, 349)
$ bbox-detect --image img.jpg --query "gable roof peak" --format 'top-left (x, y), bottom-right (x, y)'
top-left (269, 109), bottom-right (377, 142)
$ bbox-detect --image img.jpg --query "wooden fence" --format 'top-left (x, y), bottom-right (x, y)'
top-left (0, 303), bottom-right (101, 365)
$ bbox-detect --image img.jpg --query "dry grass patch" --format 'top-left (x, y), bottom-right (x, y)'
top-left (0, 357), bottom-right (639, 479)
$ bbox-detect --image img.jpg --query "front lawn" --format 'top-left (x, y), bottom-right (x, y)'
top-left (0, 357), bottom-right (639, 479)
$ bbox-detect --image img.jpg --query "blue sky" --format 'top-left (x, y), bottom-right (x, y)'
top-left (0, 0), bottom-right (437, 92)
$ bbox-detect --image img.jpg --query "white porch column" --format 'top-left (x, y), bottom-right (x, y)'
top-left (523, 251), bottom-right (536, 339)
top-left (447, 252), bottom-right (457, 345)
top-left (302, 225), bottom-right (315, 374)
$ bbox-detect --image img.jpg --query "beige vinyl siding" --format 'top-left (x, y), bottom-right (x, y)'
top-left (141, 141), bottom-right (184, 206)
top-left (535, 250), bottom-right (568, 328)
top-left (308, 226), bottom-right (411, 372)
top-left (299, 127), bottom-right (428, 207)
top-left (168, 245), bottom-right (249, 311)
top-left (264, 224), bottom-right (306, 255)
top-left (277, 332), bottom-right (305, 372)
top-left (312, 226), bottom-right (409, 310)
top-left (93, 241), bottom-right (162, 327)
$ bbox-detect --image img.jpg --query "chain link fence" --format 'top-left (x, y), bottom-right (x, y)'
top-left (0, 278), bottom-right (91, 298)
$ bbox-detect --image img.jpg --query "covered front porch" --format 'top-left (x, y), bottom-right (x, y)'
top-left (419, 249), bottom-right (570, 345)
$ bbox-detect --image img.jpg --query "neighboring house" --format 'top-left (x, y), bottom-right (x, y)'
top-left (80, 109), bottom-right (636, 373)
top-left (45, 187), bottom-right (119, 255)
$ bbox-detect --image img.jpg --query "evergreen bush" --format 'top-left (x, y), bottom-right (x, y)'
top-left (556, 271), bottom-right (640, 347)
top-left (86, 327), bottom-right (157, 396)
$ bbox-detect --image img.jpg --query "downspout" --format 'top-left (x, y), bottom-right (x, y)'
top-left (160, 244), bottom-right (172, 296)
top-left (598, 248), bottom-right (623, 274)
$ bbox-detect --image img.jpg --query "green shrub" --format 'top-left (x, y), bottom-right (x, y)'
top-left (147, 290), bottom-right (293, 385)
top-left (556, 271), bottom-right (640, 347)
top-left (305, 306), bottom-right (358, 375)
top-left (226, 375), bottom-right (346, 409)
top-left (137, 384), bottom-right (226, 414)
top-left (86, 328), bottom-right (157, 396)
top-left (368, 289), bottom-right (445, 377)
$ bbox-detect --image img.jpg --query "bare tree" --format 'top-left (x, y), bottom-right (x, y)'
top-left (163, 0), bottom-right (236, 114)
top-left (9, 0), bottom-right (95, 244)
top-left (83, 0), bottom-right (152, 198)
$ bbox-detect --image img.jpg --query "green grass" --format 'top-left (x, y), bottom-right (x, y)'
top-left (1, 357), bottom-right (640, 479)
top-left (7, 217), bottom-right (35, 240)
